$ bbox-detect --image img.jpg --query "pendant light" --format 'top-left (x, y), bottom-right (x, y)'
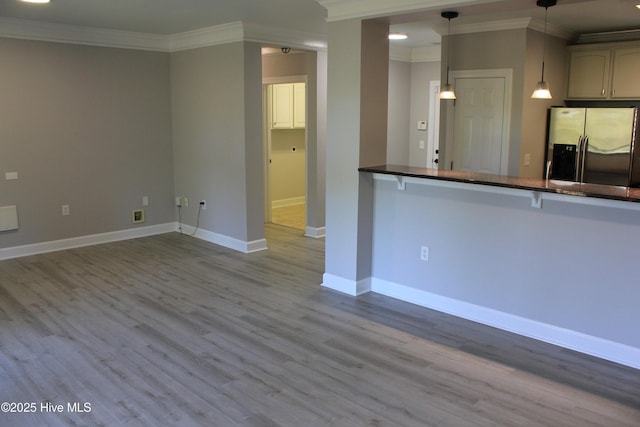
top-left (531, 0), bottom-right (557, 99)
top-left (439, 11), bottom-right (459, 100)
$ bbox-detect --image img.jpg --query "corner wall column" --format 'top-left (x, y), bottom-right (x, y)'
top-left (322, 18), bottom-right (389, 295)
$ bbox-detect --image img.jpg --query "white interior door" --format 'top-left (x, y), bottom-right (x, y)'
top-left (451, 76), bottom-right (507, 175)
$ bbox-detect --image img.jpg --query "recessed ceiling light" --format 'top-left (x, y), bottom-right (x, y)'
top-left (20, 0), bottom-right (50, 3)
top-left (636, 4), bottom-right (640, 10)
top-left (388, 33), bottom-right (408, 40)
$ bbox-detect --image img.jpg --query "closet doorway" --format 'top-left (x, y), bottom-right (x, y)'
top-left (263, 78), bottom-right (307, 231)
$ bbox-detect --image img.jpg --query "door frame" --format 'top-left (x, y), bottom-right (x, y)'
top-left (444, 68), bottom-right (513, 174)
top-left (262, 75), bottom-right (308, 225)
top-left (427, 80), bottom-right (441, 168)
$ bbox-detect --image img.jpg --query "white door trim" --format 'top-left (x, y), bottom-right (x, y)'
top-left (262, 75), bottom-right (308, 227)
top-left (427, 80), bottom-right (440, 168)
top-left (445, 68), bottom-right (513, 175)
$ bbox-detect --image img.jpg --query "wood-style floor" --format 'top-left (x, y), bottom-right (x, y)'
top-left (271, 203), bottom-right (305, 231)
top-left (1, 225), bottom-right (639, 426)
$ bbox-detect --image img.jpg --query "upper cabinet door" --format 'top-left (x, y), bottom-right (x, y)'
top-left (566, 49), bottom-right (611, 99)
top-left (271, 84), bottom-right (294, 129)
top-left (293, 83), bottom-right (306, 129)
top-left (610, 47), bottom-right (640, 99)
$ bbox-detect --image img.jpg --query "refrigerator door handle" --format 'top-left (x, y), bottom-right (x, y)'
top-left (580, 136), bottom-right (589, 183)
top-left (576, 136), bottom-right (584, 182)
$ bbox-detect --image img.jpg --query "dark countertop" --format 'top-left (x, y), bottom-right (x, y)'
top-left (359, 164), bottom-right (640, 204)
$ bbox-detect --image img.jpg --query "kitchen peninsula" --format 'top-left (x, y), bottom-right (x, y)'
top-left (358, 164), bottom-right (640, 370)
top-left (360, 164), bottom-right (640, 204)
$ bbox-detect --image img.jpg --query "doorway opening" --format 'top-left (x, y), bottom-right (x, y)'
top-left (263, 78), bottom-right (307, 231)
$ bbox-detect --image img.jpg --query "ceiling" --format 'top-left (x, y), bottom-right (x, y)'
top-left (0, 0), bottom-right (638, 50)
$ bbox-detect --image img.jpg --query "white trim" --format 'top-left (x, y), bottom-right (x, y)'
top-left (263, 75), bottom-right (308, 85)
top-left (243, 23), bottom-right (327, 51)
top-left (371, 277), bottom-right (640, 370)
top-left (304, 226), bottom-right (326, 238)
top-left (427, 80), bottom-right (440, 168)
top-left (272, 197), bottom-right (306, 209)
top-left (318, 0), bottom-right (477, 22)
top-left (322, 273), bottom-right (371, 296)
top-left (0, 17), bottom-right (169, 51)
top-left (0, 222), bottom-right (177, 260)
top-left (179, 224), bottom-right (268, 254)
top-left (0, 18), bottom-right (327, 53)
top-left (167, 22), bottom-right (244, 52)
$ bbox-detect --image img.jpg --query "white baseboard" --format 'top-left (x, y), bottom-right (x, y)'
top-left (0, 222), bottom-right (177, 260)
top-left (370, 277), bottom-right (640, 371)
top-left (272, 197), bottom-right (305, 209)
top-left (322, 273), bottom-right (371, 296)
top-left (305, 226), bottom-right (326, 238)
top-left (179, 224), bottom-right (268, 254)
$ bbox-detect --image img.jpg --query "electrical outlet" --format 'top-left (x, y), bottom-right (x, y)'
top-left (183, 197), bottom-right (189, 207)
top-left (200, 200), bottom-right (206, 210)
top-left (524, 153), bottom-right (531, 166)
top-left (62, 205), bottom-right (70, 216)
top-left (420, 246), bottom-right (429, 261)
top-left (175, 196), bottom-right (182, 207)
top-left (419, 140), bottom-right (425, 149)
top-left (142, 196), bottom-right (149, 206)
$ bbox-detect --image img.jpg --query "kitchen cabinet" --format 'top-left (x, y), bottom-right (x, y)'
top-left (271, 83), bottom-right (305, 129)
top-left (566, 42), bottom-right (640, 100)
top-left (293, 83), bottom-right (306, 129)
top-left (610, 47), bottom-right (640, 98)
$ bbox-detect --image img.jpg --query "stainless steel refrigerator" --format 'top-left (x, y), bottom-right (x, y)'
top-left (545, 107), bottom-right (640, 186)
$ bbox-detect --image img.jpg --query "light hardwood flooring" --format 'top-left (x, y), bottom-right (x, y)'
top-left (271, 203), bottom-right (305, 231)
top-left (0, 225), bottom-right (639, 426)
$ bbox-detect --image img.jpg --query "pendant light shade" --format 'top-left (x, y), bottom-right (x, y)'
top-left (439, 83), bottom-right (457, 100)
top-left (531, 0), bottom-right (556, 99)
top-left (531, 80), bottom-right (552, 99)
top-left (439, 11), bottom-right (459, 100)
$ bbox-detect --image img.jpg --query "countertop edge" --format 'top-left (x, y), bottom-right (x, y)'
top-left (359, 165), bottom-right (640, 205)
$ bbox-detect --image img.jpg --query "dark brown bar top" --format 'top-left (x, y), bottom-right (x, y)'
top-left (359, 164), bottom-right (640, 204)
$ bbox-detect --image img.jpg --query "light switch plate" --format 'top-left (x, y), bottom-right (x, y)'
top-left (5, 172), bottom-right (18, 180)
top-left (417, 121), bottom-right (427, 130)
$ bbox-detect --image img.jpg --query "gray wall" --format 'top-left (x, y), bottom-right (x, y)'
top-left (387, 60), bottom-right (411, 165)
top-left (270, 129), bottom-right (306, 202)
top-left (371, 178), bottom-right (640, 351)
top-left (170, 41), bottom-right (264, 245)
top-left (521, 29), bottom-right (567, 179)
top-left (409, 61), bottom-right (441, 168)
top-left (387, 59), bottom-right (441, 168)
top-left (0, 38), bottom-right (175, 248)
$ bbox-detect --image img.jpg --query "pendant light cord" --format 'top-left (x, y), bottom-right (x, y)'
top-left (446, 16), bottom-right (452, 85)
top-left (541, 5), bottom-right (548, 81)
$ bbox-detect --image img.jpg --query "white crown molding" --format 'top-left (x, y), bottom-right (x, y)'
top-left (527, 18), bottom-right (576, 41)
top-left (243, 22), bottom-right (327, 51)
top-left (316, 0), bottom-right (487, 22)
top-left (168, 21), bottom-right (244, 52)
top-left (0, 17), bottom-right (327, 52)
top-left (0, 17), bottom-right (168, 51)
